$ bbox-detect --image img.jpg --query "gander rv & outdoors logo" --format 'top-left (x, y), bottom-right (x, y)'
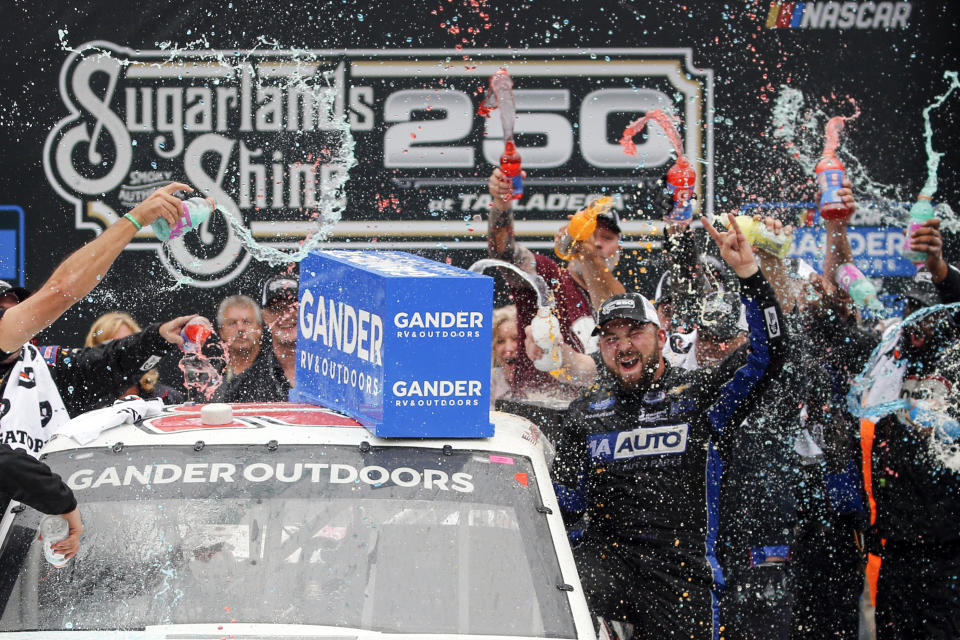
top-left (45, 43), bottom-right (713, 286)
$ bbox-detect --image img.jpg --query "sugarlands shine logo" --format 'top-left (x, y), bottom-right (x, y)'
top-left (44, 41), bottom-right (354, 287)
top-left (44, 42), bottom-right (713, 286)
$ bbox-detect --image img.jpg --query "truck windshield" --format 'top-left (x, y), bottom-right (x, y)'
top-left (0, 444), bottom-right (575, 637)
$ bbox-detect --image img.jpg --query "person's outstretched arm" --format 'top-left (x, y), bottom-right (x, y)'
top-left (0, 445), bottom-right (84, 559)
top-left (0, 183), bottom-right (190, 352)
top-left (487, 168), bottom-right (536, 276)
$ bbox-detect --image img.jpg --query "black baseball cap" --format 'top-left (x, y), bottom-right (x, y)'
top-left (903, 269), bottom-right (940, 310)
top-left (261, 276), bottom-right (299, 308)
top-left (0, 281), bottom-right (31, 302)
top-left (592, 293), bottom-right (661, 335)
top-left (596, 209), bottom-right (621, 234)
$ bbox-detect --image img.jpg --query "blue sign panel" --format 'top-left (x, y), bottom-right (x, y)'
top-left (789, 226), bottom-right (916, 277)
top-left (291, 250), bottom-right (494, 438)
top-left (0, 206), bottom-right (25, 285)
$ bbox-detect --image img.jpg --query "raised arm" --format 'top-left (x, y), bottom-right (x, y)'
top-left (573, 233), bottom-right (626, 310)
top-left (700, 214), bottom-right (787, 431)
top-left (487, 168), bottom-right (537, 276)
top-left (821, 183), bottom-right (858, 285)
top-left (0, 183), bottom-right (190, 353)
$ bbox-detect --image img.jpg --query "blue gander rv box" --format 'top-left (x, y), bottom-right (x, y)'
top-left (291, 250), bottom-right (495, 438)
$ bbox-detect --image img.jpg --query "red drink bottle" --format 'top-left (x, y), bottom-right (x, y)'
top-left (665, 158), bottom-right (696, 223)
top-left (500, 140), bottom-right (523, 200)
top-left (815, 154), bottom-right (849, 220)
top-left (180, 317), bottom-right (213, 354)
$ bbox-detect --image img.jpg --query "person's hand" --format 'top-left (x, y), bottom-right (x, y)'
top-left (835, 183), bottom-right (857, 217)
top-left (159, 314), bottom-right (207, 347)
top-left (488, 168), bottom-right (526, 211)
top-left (758, 214), bottom-right (794, 239)
top-left (816, 177), bottom-right (857, 219)
top-left (911, 218), bottom-right (949, 282)
top-left (523, 325), bottom-right (543, 363)
top-left (701, 213), bottom-right (759, 278)
top-left (127, 182), bottom-right (193, 228)
top-left (51, 507), bottom-right (83, 560)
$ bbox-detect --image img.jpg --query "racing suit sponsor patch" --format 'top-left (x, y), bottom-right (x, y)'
top-left (587, 423), bottom-right (689, 461)
top-left (764, 306), bottom-right (781, 338)
top-left (589, 396), bottom-right (616, 411)
top-left (140, 355), bottom-right (162, 372)
top-left (41, 346), bottom-right (60, 366)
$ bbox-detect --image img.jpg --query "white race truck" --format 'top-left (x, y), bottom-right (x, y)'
top-left (0, 402), bottom-right (598, 640)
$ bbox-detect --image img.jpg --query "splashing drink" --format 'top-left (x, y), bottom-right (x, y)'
top-left (39, 514), bottom-right (69, 567)
top-left (180, 354), bottom-right (224, 402)
top-left (180, 317), bottom-right (213, 354)
top-left (479, 69), bottom-right (523, 199)
top-left (903, 195), bottom-right (936, 265)
top-left (555, 196), bottom-right (614, 260)
top-left (153, 197), bottom-right (216, 242)
top-left (620, 109), bottom-right (694, 223)
top-left (530, 308), bottom-right (563, 372)
top-left (816, 116), bottom-right (850, 219)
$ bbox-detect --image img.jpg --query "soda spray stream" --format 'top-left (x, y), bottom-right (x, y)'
top-left (479, 69), bottom-right (523, 199)
top-left (621, 109), bottom-right (696, 224)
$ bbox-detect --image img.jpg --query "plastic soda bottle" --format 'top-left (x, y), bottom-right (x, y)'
top-left (39, 514), bottom-right (70, 567)
top-left (815, 154), bottom-right (849, 219)
top-left (180, 317), bottom-right (213, 354)
top-left (903, 195), bottom-right (936, 265)
top-left (500, 141), bottom-right (523, 200)
top-left (665, 158), bottom-right (696, 223)
top-left (733, 215), bottom-right (793, 259)
top-left (153, 197), bottom-right (216, 242)
top-left (554, 197), bottom-right (614, 260)
top-left (835, 262), bottom-right (884, 312)
top-left (530, 308), bottom-right (562, 372)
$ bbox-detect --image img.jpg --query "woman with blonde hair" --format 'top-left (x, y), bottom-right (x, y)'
top-left (84, 311), bottom-right (184, 405)
top-left (84, 312), bottom-right (141, 347)
top-left (490, 304), bottom-right (518, 405)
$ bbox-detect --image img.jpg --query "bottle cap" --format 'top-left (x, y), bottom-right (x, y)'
top-left (201, 403), bottom-right (233, 426)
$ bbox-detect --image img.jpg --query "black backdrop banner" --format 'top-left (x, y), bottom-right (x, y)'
top-left (0, 0), bottom-right (957, 345)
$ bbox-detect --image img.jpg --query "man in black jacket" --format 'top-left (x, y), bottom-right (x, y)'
top-left (0, 283), bottom-right (201, 455)
top-left (0, 444), bottom-right (82, 560)
top-left (552, 214), bottom-right (786, 639)
top-left (215, 274), bottom-right (298, 403)
top-left (864, 218), bottom-right (960, 639)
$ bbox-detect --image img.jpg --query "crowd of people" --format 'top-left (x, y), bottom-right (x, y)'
top-left (0, 170), bottom-right (957, 639)
top-left (486, 167), bottom-right (959, 639)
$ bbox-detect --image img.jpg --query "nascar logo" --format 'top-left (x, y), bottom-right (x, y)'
top-left (765, 2), bottom-right (912, 29)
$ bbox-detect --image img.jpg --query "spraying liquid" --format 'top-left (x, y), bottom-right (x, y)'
top-left (620, 109), bottom-right (696, 224)
top-left (468, 259), bottom-right (562, 374)
top-left (478, 69), bottom-right (523, 199)
top-left (848, 301), bottom-right (960, 471)
top-left (177, 318), bottom-right (224, 401)
top-left (904, 71), bottom-right (960, 263)
top-left (555, 196), bottom-right (614, 260)
top-left (57, 38), bottom-right (356, 288)
top-left (771, 87), bottom-right (925, 228)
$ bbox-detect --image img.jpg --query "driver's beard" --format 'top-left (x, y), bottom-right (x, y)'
top-left (618, 343), bottom-right (662, 391)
